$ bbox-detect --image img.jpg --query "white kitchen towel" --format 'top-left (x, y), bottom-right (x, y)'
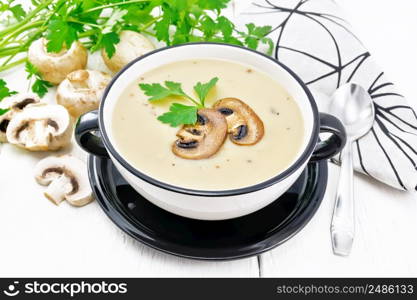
top-left (237, 0), bottom-right (417, 191)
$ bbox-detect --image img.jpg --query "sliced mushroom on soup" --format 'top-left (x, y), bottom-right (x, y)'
top-left (213, 97), bottom-right (264, 145)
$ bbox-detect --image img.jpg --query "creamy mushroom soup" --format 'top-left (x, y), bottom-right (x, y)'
top-left (112, 59), bottom-right (305, 190)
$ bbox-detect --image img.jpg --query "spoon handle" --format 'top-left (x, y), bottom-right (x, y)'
top-left (331, 140), bottom-right (355, 256)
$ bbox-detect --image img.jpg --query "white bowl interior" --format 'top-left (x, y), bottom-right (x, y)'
top-left (102, 44), bottom-right (315, 187)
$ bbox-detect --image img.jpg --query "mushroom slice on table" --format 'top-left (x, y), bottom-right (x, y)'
top-left (34, 155), bottom-right (93, 207)
top-left (0, 93), bottom-right (40, 142)
top-left (102, 30), bottom-right (155, 73)
top-left (56, 69), bottom-right (111, 117)
top-left (28, 38), bottom-right (88, 85)
top-left (6, 103), bottom-right (72, 151)
top-left (173, 109), bottom-right (227, 160)
top-left (213, 98), bottom-right (264, 145)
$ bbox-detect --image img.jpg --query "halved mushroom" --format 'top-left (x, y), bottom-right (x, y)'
top-left (34, 155), bottom-right (93, 207)
top-left (173, 109), bottom-right (227, 159)
top-left (213, 98), bottom-right (264, 145)
top-left (6, 103), bottom-right (72, 151)
top-left (0, 93), bottom-right (40, 142)
top-left (28, 38), bottom-right (88, 85)
top-left (102, 30), bottom-right (155, 73)
top-left (56, 69), bottom-right (111, 117)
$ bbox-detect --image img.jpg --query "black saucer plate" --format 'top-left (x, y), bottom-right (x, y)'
top-left (88, 156), bottom-right (328, 260)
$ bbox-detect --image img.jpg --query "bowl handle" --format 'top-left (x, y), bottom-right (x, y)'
top-left (75, 110), bottom-right (109, 157)
top-left (310, 113), bottom-right (347, 162)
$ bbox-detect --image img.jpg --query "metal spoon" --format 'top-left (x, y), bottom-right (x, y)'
top-left (329, 83), bottom-right (375, 256)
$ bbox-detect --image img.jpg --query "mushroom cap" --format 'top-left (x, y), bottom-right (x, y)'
top-left (102, 30), bottom-right (155, 73)
top-left (6, 103), bottom-right (72, 151)
top-left (213, 98), bottom-right (264, 145)
top-left (56, 69), bottom-right (111, 117)
top-left (0, 93), bottom-right (40, 142)
top-left (28, 38), bottom-right (88, 85)
top-left (34, 155), bottom-right (93, 207)
top-left (172, 109), bottom-right (228, 160)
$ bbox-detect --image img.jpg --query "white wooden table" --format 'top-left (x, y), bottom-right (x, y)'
top-left (0, 0), bottom-right (416, 277)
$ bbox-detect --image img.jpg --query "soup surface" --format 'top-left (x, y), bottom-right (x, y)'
top-left (112, 59), bottom-right (305, 190)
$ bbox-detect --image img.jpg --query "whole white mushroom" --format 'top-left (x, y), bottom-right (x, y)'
top-left (56, 69), bottom-right (111, 117)
top-left (102, 30), bottom-right (155, 72)
top-left (28, 38), bottom-right (88, 85)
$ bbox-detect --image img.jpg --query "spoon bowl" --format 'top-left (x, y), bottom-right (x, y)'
top-left (330, 84), bottom-right (375, 141)
top-left (329, 83), bottom-right (375, 256)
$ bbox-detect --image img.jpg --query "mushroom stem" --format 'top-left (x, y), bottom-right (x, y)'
top-left (31, 120), bottom-right (50, 148)
top-left (67, 70), bottom-right (89, 89)
top-left (44, 174), bottom-right (72, 205)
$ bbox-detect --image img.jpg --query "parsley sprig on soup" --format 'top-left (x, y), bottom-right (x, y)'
top-left (112, 59), bottom-right (304, 190)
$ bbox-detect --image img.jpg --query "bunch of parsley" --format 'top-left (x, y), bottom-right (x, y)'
top-left (0, 0), bottom-right (273, 97)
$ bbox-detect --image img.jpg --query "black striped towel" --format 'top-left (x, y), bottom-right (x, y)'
top-left (237, 0), bottom-right (417, 191)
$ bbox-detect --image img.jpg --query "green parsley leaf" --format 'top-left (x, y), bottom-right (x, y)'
top-left (32, 79), bottom-right (53, 98)
top-left (194, 77), bottom-right (218, 106)
top-left (172, 15), bottom-right (193, 44)
top-left (0, 79), bottom-right (17, 102)
top-left (223, 36), bottom-right (244, 46)
top-left (0, 108), bottom-right (10, 117)
top-left (139, 83), bottom-right (172, 101)
top-left (263, 37), bottom-right (275, 56)
top-left (245, 36), bottom-right (259, 50)
top-left (139, 81), bottom-right (187, 102)
top-left (157, 103), bottom-right (198, 127)
top-left (0, 78), bottom-right (16, 116)
top-left (139, 77), bottom-right (220, 126)
top-left (237, 23), bottom-right (274, 53)
top-left (25, 62), bottom-right (53, 98)
top-left (79, 0), bottom-right (105, 23)
top-left (197, 0), bottom-right (230, 13)
top-left (100, 32), bottom-right (120, 58)
top-left (246, 23), bottom-right (271, 37)
top-left (10, 4), bottom-right (26, 21)
top-left (46, 19), bottom-right (79, 53)
top-left (217, 16), bottom-right (234, 40)
top-left (25, 61), bottom-right (38, 80)
top-left (165, 81), bottom-right (187, 96)
top-left (200, 16), bottom-right (216, 39)
top-left (155, 4), bottom-right (172, 44)
top-left (123, 9), bottom-right (154, 27)
top-left (0, 2), bottom-right (8, 13)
